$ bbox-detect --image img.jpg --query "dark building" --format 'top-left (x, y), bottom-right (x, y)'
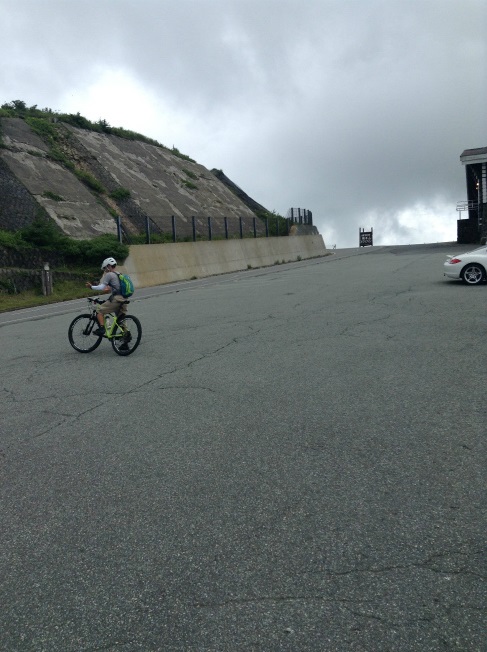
top-left (458, 146), bottom-right (487, 244)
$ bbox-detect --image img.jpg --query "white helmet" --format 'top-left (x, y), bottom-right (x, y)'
top-left (101, 257), bottom-right (117, 269)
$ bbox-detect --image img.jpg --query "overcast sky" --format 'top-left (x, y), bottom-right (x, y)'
top-left (2, 0), bottom-right (486, 247)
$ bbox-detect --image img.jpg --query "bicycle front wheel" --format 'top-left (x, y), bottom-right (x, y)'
top-left (111, 315), bottom-right (142, 356)
top-left (68, 314), bottom-right (103, 353)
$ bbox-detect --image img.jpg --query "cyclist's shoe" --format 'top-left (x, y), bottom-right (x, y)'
top-left (119, 342), bottom-right (129, 351)
top-left (93, 327), bottom-right (105, 336)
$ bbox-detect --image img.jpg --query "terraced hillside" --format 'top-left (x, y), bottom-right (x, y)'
top-left (0, 116), bottom-right (265, 240)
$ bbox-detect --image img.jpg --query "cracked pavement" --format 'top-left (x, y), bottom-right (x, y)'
top-left (0, 244), bottom-right (485, 651)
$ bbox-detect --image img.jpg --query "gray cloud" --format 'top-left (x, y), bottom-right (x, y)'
top-left (1, 0), bottom-right (486, 246)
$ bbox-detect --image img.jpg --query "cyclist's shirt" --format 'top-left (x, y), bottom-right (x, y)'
top-left (100, 271), bottom-right (121, 298)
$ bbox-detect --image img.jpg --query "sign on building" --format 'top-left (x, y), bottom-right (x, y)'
top-left (359, 227), bottom-right (373, 247)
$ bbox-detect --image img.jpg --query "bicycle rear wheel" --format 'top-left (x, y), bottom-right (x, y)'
top-left (68, 314), bottom-right (103, 353)
top-left (111, 315), bottom-right (142, 356)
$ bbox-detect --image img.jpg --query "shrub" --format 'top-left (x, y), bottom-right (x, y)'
top-left (128, 234), bottom-right (147, 245)
top-left (25, 116), bottom-right (58, 143)
top-left (0, 230), bottom-right (24, 250)
top-left (1, 220), bottom-right (129, 268)
top-left (20, 217), bottom-right (67, 248)
top-left (109, 187), bottom-right (131, 201)
top-left (58, 112), bottom-right (92, 130)
top-left (74, 169), bottom-right (105, 193)
top-left (2, 100), bottom-right (27, 113)
top-left (47, 148), bottom-right (73, 167)
top-left (75, 234), bottom-right (129, 266)
top-left (172, 147), bottom-right (195, 163)
top-left (42, 191), bottom-right (64, 201)
top-left (182, 168), bottom-right (198, 180)
top-left (150, 233), bottom-right (172, 244)
top-left (256, 210), bottom-right (289, 236)
top-left (0, 278), bottom-right (17, 294)
top-left (60, 239), bottom-right (82, 258)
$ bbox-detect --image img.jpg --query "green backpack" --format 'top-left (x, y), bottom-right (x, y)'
top-left (116, 272), bottom-right (134, 298)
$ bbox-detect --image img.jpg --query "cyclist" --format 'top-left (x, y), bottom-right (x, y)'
top-left (86, 257), bottom-right (128, 336)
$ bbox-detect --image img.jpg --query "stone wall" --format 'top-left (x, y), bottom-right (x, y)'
top-left (0, 246), bottom-right (79, 294)
top-left (0, 157), bottom-right (42, 231)
top-left (0, 245), bottom-right (66, 268)
top-left (0, 269), bottom-right (42, 293)
top-left (0, 268), bottom-right (87, 294)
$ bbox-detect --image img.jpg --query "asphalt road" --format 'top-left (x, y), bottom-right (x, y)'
top-left (0, 244), bottom-right (485, 651)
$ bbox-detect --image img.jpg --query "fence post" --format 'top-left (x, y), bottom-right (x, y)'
top-left (171, 215), bottom-right (176, 243)
top-left (192, 216), bottom-right (196, 242)
top-left (276, 215), bottom-right (279, 237)
top-left (239, 216), bottom-right (243, 239)
top-left (145, 216), bottom-right (151, 244)
top-left (265, 217), bottom-right (269, 237)
top-left (253, 217), bottom-right (257, 238)
top-left (42, 262), bottom-right (53, 296)
top-left (224, 217), bottom-right (229, 239)
top-left (208, 216), bottom-right (212, 241)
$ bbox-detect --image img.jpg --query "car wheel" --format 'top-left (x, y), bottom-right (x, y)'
top-left (461, 263), bottom-right (486, 285)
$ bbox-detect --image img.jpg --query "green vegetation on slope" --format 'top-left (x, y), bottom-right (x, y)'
top-left (0, 218), bottom-right (130, 309)
top-left (0, 217), bottom-right (129, 267)
top-left (0, 99), bottom-right (196, 161)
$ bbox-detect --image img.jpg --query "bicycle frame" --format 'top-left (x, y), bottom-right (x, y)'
top-left (87, 298), bottom-right (125, 339)
top-left (69, 298), bottom-right (141, 356)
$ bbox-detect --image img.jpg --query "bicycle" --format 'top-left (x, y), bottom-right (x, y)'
top-left (68, 298), bottom-right (142, 356)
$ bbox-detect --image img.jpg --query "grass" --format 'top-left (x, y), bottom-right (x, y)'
top-left (182, 168), bottom-right (198, 180)
top-left (3, 101), bottom-right (196, 162)
top-left (73, 169), bottom-right (106, 193)
top-left (42, 191), bottom-right (65, 201)
top-left (109, 187), bottom-right (131, 201)
top-left (0, 280), bottom-right (94, 312)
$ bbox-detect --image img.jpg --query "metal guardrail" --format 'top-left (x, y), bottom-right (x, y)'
top-left (116, 214), bottom-right (291, 245)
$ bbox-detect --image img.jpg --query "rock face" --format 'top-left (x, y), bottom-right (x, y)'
top-left (0, 118), bottom-right (263, 239)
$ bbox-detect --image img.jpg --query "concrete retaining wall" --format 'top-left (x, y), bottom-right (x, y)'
top-left (120, 235), bottom-right (327, 288)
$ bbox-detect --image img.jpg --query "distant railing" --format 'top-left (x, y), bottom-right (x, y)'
top-left (287, 207), bottom-right (313, 225)
top-left (115, 214), bottom-right (291, 245)
top-left (456, 200), bottom-right (478, 218)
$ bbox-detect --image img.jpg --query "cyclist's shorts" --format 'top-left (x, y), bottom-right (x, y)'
top-left (97, 295), bottom-right (128, 316)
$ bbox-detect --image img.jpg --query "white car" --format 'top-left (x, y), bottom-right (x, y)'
top-left (443, 246), bottom-right (487, 285)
